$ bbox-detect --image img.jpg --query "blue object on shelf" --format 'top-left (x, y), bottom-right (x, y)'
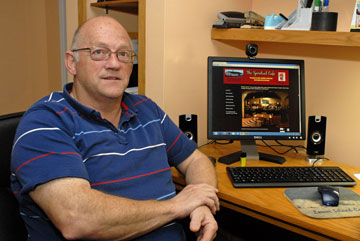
top-left (264, 14), bottom-right (286, 29)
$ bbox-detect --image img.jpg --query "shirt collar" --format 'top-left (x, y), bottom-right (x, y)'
top-left (63, 83), bottom-right (100, 118)
top-left (62, 83), bottom-right (138, 121)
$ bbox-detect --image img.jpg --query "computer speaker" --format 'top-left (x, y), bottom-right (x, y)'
top-left (179, 114), bottom-right (198, 144)
top-left (307, 116), bottom-right (327, 156)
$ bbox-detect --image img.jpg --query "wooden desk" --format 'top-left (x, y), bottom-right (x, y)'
top-left (171, 142), bottom-right (360, 241)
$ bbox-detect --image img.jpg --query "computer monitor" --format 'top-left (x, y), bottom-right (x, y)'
top-left (207, 56), bottom-right (306, 162)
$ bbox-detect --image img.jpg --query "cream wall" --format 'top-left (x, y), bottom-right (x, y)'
top-left (145, 0), bottom-right (360, 166)
top-left (65, 0), bottom-right (78, 83)
top-left (146, 0), bottom-right (166, 105)
top-left (146, 0), bottom-right (250, 119)
top-left (0, 1), bottom-right (61, 115)
top-left (146, 0), bottom-right (252, 127)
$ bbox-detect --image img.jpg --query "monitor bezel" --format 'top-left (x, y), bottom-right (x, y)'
top-left (207, 56), bottom-right (306, 141)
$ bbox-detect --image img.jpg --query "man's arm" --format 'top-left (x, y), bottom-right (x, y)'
top-left (176, 149), bottom-right (219, 241)
top-left (30, 176), bottom-right (219, 240)
top-left (176, 149), bottom-right (217, 188)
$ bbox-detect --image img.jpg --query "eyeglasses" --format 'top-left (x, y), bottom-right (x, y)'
top-left (71, 47), bottom-right (136, 63)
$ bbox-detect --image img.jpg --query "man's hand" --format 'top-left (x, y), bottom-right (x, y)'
top-left (171, 184), bottom-right (219, 218)
top-left (175, 149), bottom-right (219, 240)
top-left (190, 206), bottom-right (218, 241)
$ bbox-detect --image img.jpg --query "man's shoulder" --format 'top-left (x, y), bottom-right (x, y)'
top-left (21, 91), bottom-right (73, 124)
top-left (28, 91), bottom-right (67, 110)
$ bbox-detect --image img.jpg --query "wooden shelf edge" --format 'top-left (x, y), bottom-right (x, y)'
top-left (91, 0), bottom-right (139, 5)
top-left (211, 28), bottom-right (360, 47)
top-left (91, 0), bottom-right (139, 15)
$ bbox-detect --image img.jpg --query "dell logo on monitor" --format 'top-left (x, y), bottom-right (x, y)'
top-left (254, 136), bottom-right (262, 139)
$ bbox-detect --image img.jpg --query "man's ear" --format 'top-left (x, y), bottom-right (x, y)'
top-left (64, 51), bottom-right (77, 76)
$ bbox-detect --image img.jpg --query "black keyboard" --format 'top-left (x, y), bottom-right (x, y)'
top-left (227, 166), bottom-right (357, 188)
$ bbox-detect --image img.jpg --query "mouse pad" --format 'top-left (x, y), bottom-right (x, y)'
top-left (284, 187), bottom-right (360, 219)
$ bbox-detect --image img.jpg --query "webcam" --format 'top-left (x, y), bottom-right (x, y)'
top-left (246, 43), bottom-right (258, 58)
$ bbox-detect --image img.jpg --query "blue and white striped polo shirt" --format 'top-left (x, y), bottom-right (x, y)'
top-left (11, 83), bottom-right (197, 241)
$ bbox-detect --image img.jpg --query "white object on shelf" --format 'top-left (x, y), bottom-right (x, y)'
top-left (281, 0), bottom-right (313, 31)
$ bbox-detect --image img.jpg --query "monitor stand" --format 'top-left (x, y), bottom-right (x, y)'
top-left (218, 140), bottom-right (286, 165)
top-left (241, 140), bottom-right (260, 160)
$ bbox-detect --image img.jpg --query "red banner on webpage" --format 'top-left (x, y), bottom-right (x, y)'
top-left (223, 68), bottom-right (289, 86)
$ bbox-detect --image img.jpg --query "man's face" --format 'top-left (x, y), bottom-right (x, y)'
top-left (72, 19), bottom-right (133, 103)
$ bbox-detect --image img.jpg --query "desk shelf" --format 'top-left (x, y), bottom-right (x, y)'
top-left (172, 142), bottom-right (360, 241)
top-left (212, 28), bottom-right (360, 47)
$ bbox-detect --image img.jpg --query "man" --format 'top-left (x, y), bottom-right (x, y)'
top-left (11, 16), bottom-right (219, 241)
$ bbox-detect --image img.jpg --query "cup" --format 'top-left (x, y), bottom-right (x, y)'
top-left (311, 12), bottom-right (338, 31)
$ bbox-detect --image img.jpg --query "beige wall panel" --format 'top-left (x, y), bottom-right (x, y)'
top-left (146, 0), bottom-right (252, 138)
top-left (1, 0), bottom-right (61, 115)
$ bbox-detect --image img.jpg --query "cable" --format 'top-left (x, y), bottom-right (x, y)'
top-left (204, 139), bottom-right (329, 166)
top-left (258, 140), bottom-right (306, 155)
top-left (197, 140), bottom-right (215, 148)
top-left (311, 156), bottom-right (329, 167)
top-left (259, 140), bottom-right (293, 155)
top-left (203, 139), bottom-right (306, 156)
top-left (275, 140), bottom-right (306, 153)
top-left (214, 140), bottom-right (234, 145)
top-left (198, 140), bottom-right (233, 148)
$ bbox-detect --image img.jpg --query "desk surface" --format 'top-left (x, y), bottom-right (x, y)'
top-left (171, 142), bottom-right (360, 241)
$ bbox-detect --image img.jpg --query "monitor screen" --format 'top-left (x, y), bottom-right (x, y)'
top-left (207, 56), bottom-right (306, 161)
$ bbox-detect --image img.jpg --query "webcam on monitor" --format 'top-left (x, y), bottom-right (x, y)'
top-left (246, 43), bottom-right (258, 59)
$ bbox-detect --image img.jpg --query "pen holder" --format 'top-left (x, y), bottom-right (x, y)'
top-left (311, 12), bottom-right (338, 31)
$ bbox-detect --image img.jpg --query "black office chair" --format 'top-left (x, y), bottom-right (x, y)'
top-left (0, 112), bottom-right (28, 241)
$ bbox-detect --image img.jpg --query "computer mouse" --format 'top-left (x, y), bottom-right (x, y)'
top-left (318, 186), bottom-right (340, 206)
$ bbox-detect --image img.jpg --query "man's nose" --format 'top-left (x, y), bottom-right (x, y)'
top-left (105, 52), bottom-right (122, 69)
